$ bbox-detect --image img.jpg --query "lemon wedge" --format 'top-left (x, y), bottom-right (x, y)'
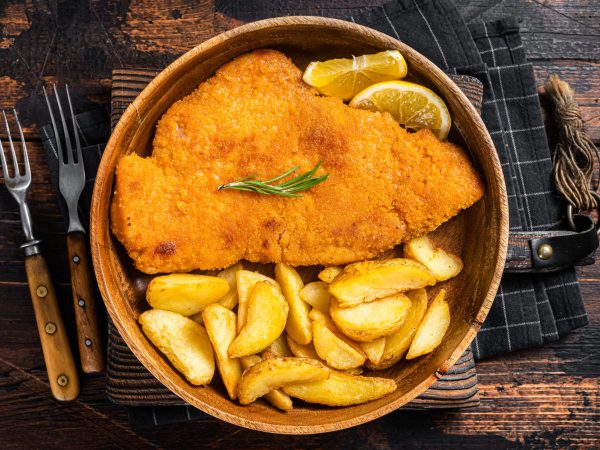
top-left (349, 80), bottom-right (451, 140)
top-left (302, 50), bottom-right (408, 101)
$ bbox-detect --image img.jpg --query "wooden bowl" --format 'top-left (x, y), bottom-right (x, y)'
top-left (91, 16), bottom-right (508, 434)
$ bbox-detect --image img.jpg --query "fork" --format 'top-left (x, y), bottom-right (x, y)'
top-left (0, 110), bottom-right (79, 400)
top-left (44, 85), bottom-right (105, 374)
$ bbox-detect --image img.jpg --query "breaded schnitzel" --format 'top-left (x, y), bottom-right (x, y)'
top-left (110, 50), bottom-right (484, 273)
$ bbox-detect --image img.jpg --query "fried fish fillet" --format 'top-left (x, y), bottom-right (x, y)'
top-left (111, 50), bottom-right (484, 273)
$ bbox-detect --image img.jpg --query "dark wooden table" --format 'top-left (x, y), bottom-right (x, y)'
top-left (0, 1), bottom-right (598, 448)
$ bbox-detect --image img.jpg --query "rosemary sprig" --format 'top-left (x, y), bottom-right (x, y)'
top-left (218, 161), bottom-right (329, 197)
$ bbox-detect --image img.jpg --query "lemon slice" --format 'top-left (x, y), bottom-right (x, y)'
top-left (349, 80), bottom-right (451, 140)
top-left (302, 50), bottom-right (408, 101)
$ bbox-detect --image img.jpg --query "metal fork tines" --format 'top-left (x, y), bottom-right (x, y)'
top-left (43, 84), bottom-right (85, 234)
top-left (0, 110), bottom-right (41, 255)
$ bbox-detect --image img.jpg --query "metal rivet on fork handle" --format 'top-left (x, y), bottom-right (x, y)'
top-left (36, 285), bottom-right (48, 297)
top-left (57, 375), bottom-right (69, 387)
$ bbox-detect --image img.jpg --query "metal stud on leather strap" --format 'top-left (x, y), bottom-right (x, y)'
top-left (537, 243), bottom-right (553, 260)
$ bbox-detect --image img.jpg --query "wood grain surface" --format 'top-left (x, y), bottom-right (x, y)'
top-left (23, 253), bottom-right (80, 401)
top-left (0, 0), bottom-right (598, 447)
top-left (66, 231), bottom-right (105, 374)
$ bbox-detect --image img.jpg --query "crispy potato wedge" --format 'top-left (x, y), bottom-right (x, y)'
top-left (367, 289), bottom-right (429, 370)
top-left (275, 263), bottom-right (312, 345)
top-left (329, 258), bottom-right (436, 307)
top-left (318, 266), bottom-right (343, 283)
top-left (405, 236), bottom-right (463, 281)
top-left (146, 274), bottom-right (229, 316)
top-left (229, 282), bottom-right (288, 358)
top-left (237, 357), bottom-right (329, 405)
top-left (262, 333), bottom-right (292, 359)
top-left (201, 304), bottom-right (242, 400)
top-left (406, 289), bottom-right (450, 359)
top-left (299, 281), bottom-right (332, 314)
top-left (286, 335), bottom-right (324, 362)
top-left (309, 308), bottom-right (366, 355)
top-left (139, 309), bottom-right (214, 385)
top-left (330, 294), bottom-right (412, 342)
top-left (236, 270), bottom-right (278, 332)
top-left (312, 321), bottom-right (366, 370)
top-left (283, 371), bottom-right (396, 406)
top-left (217, 262), bottom-right (244, 309)
top-left (360, 337), bottom-right (386, 365)
top-left (240, 355), bottom-right (293, 411)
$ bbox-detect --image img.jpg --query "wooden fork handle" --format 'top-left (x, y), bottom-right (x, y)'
top-left (67, 232), bottom-right (105, 373)
top-left (25, 254), bottom-right (80, 401)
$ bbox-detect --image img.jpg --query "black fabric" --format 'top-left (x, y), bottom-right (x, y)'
top-left (40, 0), bottom-right (590, 429)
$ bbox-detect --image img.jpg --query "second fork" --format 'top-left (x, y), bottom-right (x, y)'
top-left (44, 85), bottom-right (105, 374)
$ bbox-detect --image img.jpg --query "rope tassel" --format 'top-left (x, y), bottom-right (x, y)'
top-left (545, 75), bottom-right (599, 211)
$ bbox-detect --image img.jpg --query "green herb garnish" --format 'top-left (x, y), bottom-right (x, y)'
top-left (218, 161), bottom-right (329, 197)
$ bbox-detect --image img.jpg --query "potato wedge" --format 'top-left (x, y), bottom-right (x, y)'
top-left (138, 309), bottom-right (214, 385)
top-left (217, 262), bottom-right (244, 309)
top-left (236, 270), bottom-right (278, 332)
top-left (360, 337), bottom-right (386, 365)
top-left (146, 274), bottom-right (229, 316)
top-left (330, 294), bottom-right (412, 342)
top-left (240, 355), bottom-right (293, 410)
top-left (237, 357), bottom-right (329, 405)
top-left (299, 281), bottom-right (331, 314)
top-left (261, 333), bottom-right (292, 359)
top-left (283, 371), bottom-right (396, 406)
top-left (286, 335), bottom-right (323, 361)
top-left (318, 266), bottom-right (343, 283)
top-left (201, 304), bottom-right (242, 400)
top-left (229, 282), bottom-right (288, 358)
top-left (367, 289), bottom-right (429, 370)
top-left (309, 308), bottom-right (366, 356)
top-left (312, 321), bottom-right (366, 370)
top-left (406, 289), bottom-right (450, 359)
top-left (329, 258), bottom-right (436, 307)
top-left (275, 263), bottom-right (312, 345)
top-left (405, 236), bottom-right (463, 281)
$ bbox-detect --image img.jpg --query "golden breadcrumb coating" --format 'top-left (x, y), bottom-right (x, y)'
top-left (110, 50), bottom-right (484, 273)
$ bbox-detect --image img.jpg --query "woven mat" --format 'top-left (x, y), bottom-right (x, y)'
top-left (106, 68), bottom-right (482, 410)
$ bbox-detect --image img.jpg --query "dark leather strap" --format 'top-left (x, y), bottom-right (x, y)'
top-left (505, 215), bottom-right (598, 273)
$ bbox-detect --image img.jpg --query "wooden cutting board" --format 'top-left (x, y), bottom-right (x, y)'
top-left (105, 68), bottom-right (482, 410)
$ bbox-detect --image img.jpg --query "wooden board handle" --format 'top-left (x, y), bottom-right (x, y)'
top-left (67, 232), bottom-right (105, 373)
top-left (25, 254), bottom-right (80, 401)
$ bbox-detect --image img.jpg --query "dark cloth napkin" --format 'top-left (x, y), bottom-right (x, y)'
top-left (41, 0), bottom-right (589, 428)
top-left (356, 0), bottom-right (588, 358)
